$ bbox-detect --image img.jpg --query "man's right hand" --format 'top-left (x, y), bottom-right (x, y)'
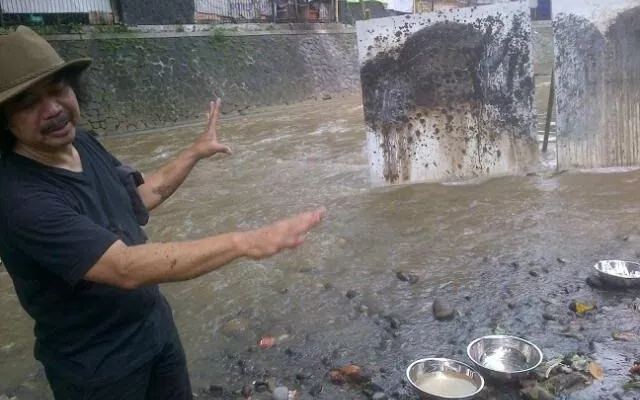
top-left (240, 207), bottom-right (326, 260)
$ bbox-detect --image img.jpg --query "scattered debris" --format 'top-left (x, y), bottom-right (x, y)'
top-left (395, 271), bottom-right (419, 284)
top-left (527, 354), bottom-right (603, 396)
top-left (612, 331), bottom-right (638, 341)
top-left (624, 361), bottom-right (640, 391)
top-left (569, 300), bottom-right (596, 314)
top-left (328, 364), bottom-right (371, 387)
top-left (257, 333), bottom-right (290, 350)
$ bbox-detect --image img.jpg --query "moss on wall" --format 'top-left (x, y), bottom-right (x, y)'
top-left (49, 31), bottom-right (360, 135)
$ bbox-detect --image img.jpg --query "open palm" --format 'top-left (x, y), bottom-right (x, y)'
top-left (192, 99), bottom-right (232, 159)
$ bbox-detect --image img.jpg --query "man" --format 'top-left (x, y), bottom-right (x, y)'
top-left (0, 26), bottom-right (325, 399)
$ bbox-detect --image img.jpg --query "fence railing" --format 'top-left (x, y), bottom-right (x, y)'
top-left (195, 0), bottom-right (336, 23)
top-left (0, 0), bottom-right (116, 26)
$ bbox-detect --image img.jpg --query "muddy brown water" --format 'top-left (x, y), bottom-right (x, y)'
top-left (1, 95), bottom-right (640, 399)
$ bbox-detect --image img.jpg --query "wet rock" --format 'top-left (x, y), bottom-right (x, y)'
top-left (396, 271), bottom-right (419, 284)
top-left (322, 94), bottom-right (332, 100)
top-left (542, 313), bottom-right (557, 321)
top-left (557, 257), bottom-right (567, 264)
top-left (254, 381), bottom-right (270, 392)
top-left (273, 386), bottom-right (289, 400)
top-left (529, 270), bottom-right (539, 277)
top-left (295, 372), bottom-right (312, 382)
top-left (585, 275), bottom-right (603, 289)
top-left (308, 383), bottom-right (323, 396)
top-left (383, 315), bottom-right (401, 330)
top-left (432, 299), bottom-right (455, 321)
top-left (279, 288), bottom-right (289, 294)
top-left (206, 384), bottom-right (226, 396)
top-left (346, 290), bottom-right (359, 299)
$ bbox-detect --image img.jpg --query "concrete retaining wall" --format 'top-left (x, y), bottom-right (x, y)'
top-left (47, 26), bottom-right (360, 135)
top-left (553, 0), bottom-right (640, 169)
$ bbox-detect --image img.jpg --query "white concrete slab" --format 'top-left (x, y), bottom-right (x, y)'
top-left (356, 1), bottom-right (539, 185)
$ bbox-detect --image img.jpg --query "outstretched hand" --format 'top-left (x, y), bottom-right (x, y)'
top-left (242, 207), bottom-right (327, 260)
top-left (191, 98), bottom-right (232, 159)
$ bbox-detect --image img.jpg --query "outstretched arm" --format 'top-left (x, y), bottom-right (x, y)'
top-left (85, 207), bottom-right (326, 289)
top-left (137, 99), bottom-right (232, 211)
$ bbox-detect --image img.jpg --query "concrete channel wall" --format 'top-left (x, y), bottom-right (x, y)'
top-left (553, 0), bottom-right (640, 169)
top-left (46, 24), bottom-right (360, 136)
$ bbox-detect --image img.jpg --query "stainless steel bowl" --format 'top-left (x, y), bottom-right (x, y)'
top-left (593, 260), bottom-right (640, 287)
top-left (405, 358), bottom-right (485, 400)
top-left (466, 335), bottom-right (543, 381)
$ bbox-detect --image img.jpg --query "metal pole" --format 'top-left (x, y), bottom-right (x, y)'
top-left (542, 68), bottom-right (555, 153)
top-left (334, 0), bottom-right (339, 22)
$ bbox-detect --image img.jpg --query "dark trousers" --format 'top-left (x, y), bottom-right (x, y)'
top-left (45, 334), bottom-right (193, 400)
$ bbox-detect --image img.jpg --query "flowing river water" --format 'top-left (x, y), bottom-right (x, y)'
top-left (2, 93), bottom-right (640, 399)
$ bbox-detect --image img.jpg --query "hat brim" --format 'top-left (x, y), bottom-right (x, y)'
top-left (0, 57), bottom-right (92, 107)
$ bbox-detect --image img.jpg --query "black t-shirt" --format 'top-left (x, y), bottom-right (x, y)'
top-left (0, 129), bottom-right (173, 387)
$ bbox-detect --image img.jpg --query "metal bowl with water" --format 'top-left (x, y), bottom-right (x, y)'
top-left (594, 260), bottom-right (640, 287)
top-left (466, 335), bottom-right (543, 381)
top-left (406, 358), bottom-right (485, 399)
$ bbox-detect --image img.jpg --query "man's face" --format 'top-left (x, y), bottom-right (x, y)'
top-left (4, 73), bottom-right (81, 153)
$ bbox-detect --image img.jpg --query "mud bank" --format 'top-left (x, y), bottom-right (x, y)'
top-left (183, 226), bottom-right (640, 400)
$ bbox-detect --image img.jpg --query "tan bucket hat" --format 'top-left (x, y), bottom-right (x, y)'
top-left (0, 26), bottom-right (92, 106)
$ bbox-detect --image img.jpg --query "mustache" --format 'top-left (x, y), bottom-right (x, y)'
top-left (41, 112), bottom-right (71, 134)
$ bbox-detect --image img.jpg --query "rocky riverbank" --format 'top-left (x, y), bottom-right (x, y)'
top-left (4, 222), bottom-right (640, 400)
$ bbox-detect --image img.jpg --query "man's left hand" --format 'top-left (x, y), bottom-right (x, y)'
top-left (190, 99), bottom-right (232, 159)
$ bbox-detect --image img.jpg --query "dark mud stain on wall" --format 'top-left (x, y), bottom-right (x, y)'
top-left (553, 14), bottom-right (606, 144)
top-left (554, 6), bottom-right (640, 168)
top-left (360, 13), bottom-right (534, 184)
